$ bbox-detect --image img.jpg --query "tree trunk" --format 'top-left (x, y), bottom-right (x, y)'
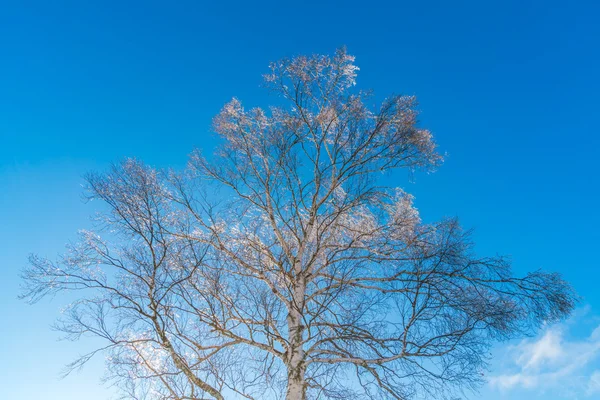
top-left (286, 278), bottom-right (306, 400)
top-left (286, 373), bottom-right (306, 400)
top-left (285, 324), bottom-right (306, 400)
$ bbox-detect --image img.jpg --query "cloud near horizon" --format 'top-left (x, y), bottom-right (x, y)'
top-left (489, 309), bottom-right (600, 398)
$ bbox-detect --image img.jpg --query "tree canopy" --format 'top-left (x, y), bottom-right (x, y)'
top-left (22, 48), bottom-right (575, 400)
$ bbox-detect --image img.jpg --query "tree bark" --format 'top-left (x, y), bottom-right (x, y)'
top-left (286, 278), bottom-right (307, 400)
top-left (285, 318), bottom-right (306, 400)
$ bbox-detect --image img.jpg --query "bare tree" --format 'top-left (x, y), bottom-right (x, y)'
top-left (22, 48), bottom-right (575, 400)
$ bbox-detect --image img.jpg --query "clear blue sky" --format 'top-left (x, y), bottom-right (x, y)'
top-left (1, 1), bottom-right (599, 399)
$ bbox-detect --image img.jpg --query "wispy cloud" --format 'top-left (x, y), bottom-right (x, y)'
top-left (587, 371), bottom-right (600, 396)
top-left (489, 308), bottom-right (600, 397)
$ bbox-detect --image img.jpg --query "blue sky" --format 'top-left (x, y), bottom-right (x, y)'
top-left (1, 1), bottom-right (599, 399)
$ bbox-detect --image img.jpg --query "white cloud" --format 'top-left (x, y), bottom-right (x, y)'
top-left (490, 373), bottom-right (538, 390)
top-left (515, 328), bottom-right (563, 370)
top-left (587, 371), bottom-right (600, 396)
top-left (489, 310), bottom-right (600, 397)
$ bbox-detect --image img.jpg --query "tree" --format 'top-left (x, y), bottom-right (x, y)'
top-left (22, 48), bottom-right (575, 400)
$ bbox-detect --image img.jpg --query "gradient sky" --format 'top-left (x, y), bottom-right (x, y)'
top-left (1, 1), bottom-right (599, 399)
